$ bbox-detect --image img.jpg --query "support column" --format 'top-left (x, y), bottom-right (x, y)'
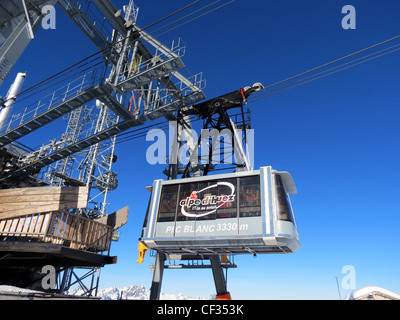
top-left (210, 255), bottom-right (231, 299)
top-left (149, 252), bottom-right (165, 300)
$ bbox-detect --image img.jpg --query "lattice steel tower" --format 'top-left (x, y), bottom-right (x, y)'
top-left (0, 0), bottom-right (205, 295)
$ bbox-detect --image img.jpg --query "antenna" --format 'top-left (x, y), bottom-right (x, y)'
top-left (335, 276), bottom-right (342, 300)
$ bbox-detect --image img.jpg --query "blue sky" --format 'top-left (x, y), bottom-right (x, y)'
top-left (2, 0), bottom-right (400, 299)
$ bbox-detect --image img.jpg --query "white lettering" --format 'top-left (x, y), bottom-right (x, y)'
top-left (41, 265), bottom-right (56, 290)
top-left (341, 5), bottom-right (356, 30)
top-left (41, 5), bottom-right (56, 30)
top-left (158, 304), bottom-right (191, 317)
top-left (146, 129), bottom-right (166, 164)
top-left (147, 121), bottom-right (255, 166)
top-left (183, 225), bottom-right (194, 233)
top-left (341, 265), bottom-right (356, 289)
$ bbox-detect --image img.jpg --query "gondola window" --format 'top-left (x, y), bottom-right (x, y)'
top-left (275, 175), bottom-right (294, 222)
top-left (239, 175), bottom-right (261, 217)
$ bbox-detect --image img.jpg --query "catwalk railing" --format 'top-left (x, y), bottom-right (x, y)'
top-left (2, 66), bottom-right (107, 135)
top-left (0, 210), bottom-right (114, 253)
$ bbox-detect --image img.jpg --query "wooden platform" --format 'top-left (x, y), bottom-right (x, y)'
top-left (0, 241), bottom-right (117, 267)
top-left (0, 186), bottom-right (88, 219)
top-left (0, 209), bottom-right (114, 253)
top-left (0, 186), bottom-right (125, 270)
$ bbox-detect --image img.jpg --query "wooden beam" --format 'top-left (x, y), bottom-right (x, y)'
top-left (54, 172), bottom-right (85, 186)
top-left (0, 187), bottom-right (88, 219)
top-left (0, 241), bottom-right (117, 267)
top-left (95, 205), bottom-right (129, 231)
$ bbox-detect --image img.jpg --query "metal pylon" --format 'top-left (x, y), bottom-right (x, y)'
top-left (0, 0), bottom-right (207, 298)
top-left (0, 0), bottom-right (205, 189)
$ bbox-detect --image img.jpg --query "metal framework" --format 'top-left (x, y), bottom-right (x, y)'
top-left (148, 84), bottom-right (263, 300)
top-left (0, 0), bottom-right (57, 86)
top-left (0, 0), bottom-right (264, 299)
top-left (0, 0), bottom-right (205, 297)
top-left (0, 0), bottom-right (206, 204)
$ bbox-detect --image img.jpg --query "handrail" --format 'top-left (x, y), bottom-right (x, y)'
top-left (0, 210), bottom-right (113, 253)
top-left (1, 66), bottom-right (106, 135)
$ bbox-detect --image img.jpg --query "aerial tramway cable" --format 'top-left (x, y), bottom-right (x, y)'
top-left (63, 33), bottom-right (400, 152)
top-left (0, 0), bottom-right (235, 131)
top-left (3, 0), bottom-right (214, 104)
top-left (95, 34), bottom-right (400, 148)
top-left (3, 2), bottom-right (399, 154)
top-left (247, 35), bottom-right (400, 104)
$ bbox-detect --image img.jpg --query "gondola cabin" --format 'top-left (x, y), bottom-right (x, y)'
top-left (139, 166), bottom-right (300, 255)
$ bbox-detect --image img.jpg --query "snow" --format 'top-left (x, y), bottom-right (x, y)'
top-left (0, 285), bottom-right (47, 295)
top-left (4, 283), bottom-right (400, 300)
top-left (0, 284), bottom-right (208, 300)
top-left (345, 286), bottom-right (400, 300)
top-left (69, 284), bottom-right (208, 300)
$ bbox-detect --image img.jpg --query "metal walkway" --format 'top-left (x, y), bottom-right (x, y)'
top-left (0, 84), bottom-right (109, 147)
top-left (0, 0), bottom-right (206, 185)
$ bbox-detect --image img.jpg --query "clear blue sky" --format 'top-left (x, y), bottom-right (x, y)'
top-left (2, 0), bottom-right (400, 299)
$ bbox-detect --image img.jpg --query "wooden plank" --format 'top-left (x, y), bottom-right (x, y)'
top-left (39, 212), bottom-right (52, 237)
top-left (0, 202), bottom-right (113, 252)
top-left (92, 223), bottom-right (101, 250)
top-left (27, 214), bottom-right (39, 234)
top-left (102, 227), bottom-right (110, 250)
top-left (0, 187), bottom-right (89, 219)
top-left (0, 200), bottom-right (86, 216)
top-left (46, 212), bottom-right (57, 236)
top-left (0, 191), bottom-right (89, 202)
top-left (84, 220), bottom-right (95, 248)
top-left (31, 214), bottom-right (45, 240)
top-left (21, 215), bottom-right (32, 234)
top-left (51, 212), bottom-right (63, 244)
top-left (54, 172), bottom-right (85, 186)
top-left (68, 215), bottom-right (79, 249)
top-left (44, 212), bottom-right (57, 242)
top-left (70, 216), bottom-right (79, 249)
top-left (0, 219), bottom-right (6, 233)
top-left (0, 200), bottom-right (88, 211)
top-left (98, 226), bottom-right (106, 250)
top-left (9, 217), bottom-right (20, 236)
top-left (95, 205), bottom-right (129, 230)
top-left (0, 197), bottom-right (88, 209)
top-left (101, 228), bottom-right (111, 251)
top-left (91, 222), bottom-right (101, 249)
top-left (0, 202), bottom-right (88, 214)
top-left (55, 211), bottom-right (68, 244)
top-left (35, 213), bottom-right (45, 234)
top-left (0, 193), bottom-right (89, 204)
top-left (78, 218), bottom-right (88, 250)
top-left (73, 215), bottom-right (82, 248)
top-left (0, 186), bottom-right (89, 197)
top-left (2, 219), bottom-right (13, 235)
top-left (0, 241), bottom-right (63, 254)
top-left (64, 213), bottom-right (74, 241)
top-left (98, 225), bottom-right (109, 251)
top-left (0, 200), bottom-right (88, 220)
top-left (60, 211), bottom-right (69, 239)
top-left (15, 215), bottom-right (27, 234)
top-left (71, 217), bottom-right (79, 249)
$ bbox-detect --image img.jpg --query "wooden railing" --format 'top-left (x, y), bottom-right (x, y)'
top-left (0, 211), bottom-right (113, 253)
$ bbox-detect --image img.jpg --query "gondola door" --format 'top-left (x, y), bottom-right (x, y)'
top-left (238, 174), bottom-right (263, 235)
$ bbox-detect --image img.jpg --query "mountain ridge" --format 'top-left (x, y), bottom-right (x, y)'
top-left (70, 284), bottom-right (209, 300)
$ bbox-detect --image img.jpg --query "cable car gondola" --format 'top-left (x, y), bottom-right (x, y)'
top-left (139, 166), bottom-right (300, 256)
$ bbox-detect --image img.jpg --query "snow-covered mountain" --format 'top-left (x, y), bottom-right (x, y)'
top-left (96, 285), bottom-right (149, 300)
top-left (70, 285), bottom-right (208, 300)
